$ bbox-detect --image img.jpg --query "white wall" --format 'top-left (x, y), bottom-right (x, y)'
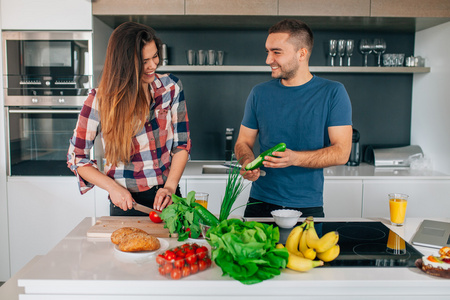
top-left (412, 21), bottom-right (450, 174)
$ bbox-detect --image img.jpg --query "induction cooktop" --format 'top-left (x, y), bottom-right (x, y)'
top-left (275, 221), bottom-right (423, 268)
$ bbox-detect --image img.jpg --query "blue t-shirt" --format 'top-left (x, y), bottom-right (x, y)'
top-left (241, 75), bottom-right (352, 208)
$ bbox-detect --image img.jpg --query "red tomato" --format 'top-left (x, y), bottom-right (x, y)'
top-left (204, 257), bottom-right (212, 268)
top-left (182, 266), bottom-right (191, 277)
top-left (164, 263), bottom-right (173, 274)
top-left (158, 266), bottom-right (166, 276)
top-left (174, 257), bottom-right (185, 269)
top-left (149, 211), bottom-right (162, 223)
top-left (185, 228), bottom-right (192, 238)
top-left (155, 254), bottom-right (166, 265)
top-left (190, 262), bottom-right (198, 274)
top-left (185, 253), bottom-right (197, 265)
top-left (170, 268), bottom-right (182, 280)
top-left (164, 250), bottom-right (175, 261)
top-left (198, 259), bottom-right (207, 271)
top-left (196, 246), bottom-right (208, 259)
top-left (175, 250), bottom-right (186, 259)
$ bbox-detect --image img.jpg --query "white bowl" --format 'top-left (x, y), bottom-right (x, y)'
top-left (271, 209), bottom-right (302, 228)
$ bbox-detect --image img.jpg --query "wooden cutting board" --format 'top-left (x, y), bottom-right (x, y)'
top-left (86, 216), bottom-right (175, 238)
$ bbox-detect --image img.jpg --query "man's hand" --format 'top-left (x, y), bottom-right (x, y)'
top-left (262, 149), bottom-right (294, 168)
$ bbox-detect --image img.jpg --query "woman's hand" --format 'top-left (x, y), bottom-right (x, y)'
top-left (154, 187), bottom-right (173, 211)
top-left (109, 185), bottom-right (135, 211)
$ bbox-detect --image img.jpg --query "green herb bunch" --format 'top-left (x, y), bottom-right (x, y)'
top-left (218, 161), bottom-right (247, 222)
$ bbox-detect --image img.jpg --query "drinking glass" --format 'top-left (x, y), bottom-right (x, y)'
top-left (359, 39), bottom-right (373, 66)
top-left (388, 193), bottom-right (408, 226)
top-left (338, 40), bottom-right (346, 66)
top-left (373, 38), bottom-right (387, 66)
top-left (329, 40), bottom-right (337, 66)
top-left (346, 40), bottom-right (354, 66)
top-left (195, 192), bottom-right (209, 209)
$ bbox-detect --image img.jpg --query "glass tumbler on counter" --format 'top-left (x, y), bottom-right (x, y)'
top-left (388, 193), bottom-right (408, 226)
top-left (195, 192), bottom-right (209, 208)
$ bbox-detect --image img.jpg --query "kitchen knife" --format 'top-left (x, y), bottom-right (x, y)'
top-left (132, 202), bottom-right (160, 214)
top-left (222, 163), bottom-right (266, 176)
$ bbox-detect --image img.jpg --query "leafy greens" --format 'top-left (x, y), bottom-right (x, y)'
top-left (207, 218), bottom-right (289, 285)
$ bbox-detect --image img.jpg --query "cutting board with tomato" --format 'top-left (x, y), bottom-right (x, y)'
top-left (86, 216), bottom-right (176, 238)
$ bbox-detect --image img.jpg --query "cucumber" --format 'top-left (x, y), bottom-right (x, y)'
top-left (244, 142), bottom-right (286, 170)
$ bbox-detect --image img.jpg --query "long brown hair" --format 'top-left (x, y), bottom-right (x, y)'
top-left (97, 22), bottom-right (162, 166)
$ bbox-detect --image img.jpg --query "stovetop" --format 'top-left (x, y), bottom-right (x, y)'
top-left (275, 221), bottom-right (423, 267)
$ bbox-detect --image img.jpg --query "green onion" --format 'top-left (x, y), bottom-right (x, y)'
top-left (219, 159), bottom-right (247, 222)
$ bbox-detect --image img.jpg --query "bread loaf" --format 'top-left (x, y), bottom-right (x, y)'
top-left (111, 227), bottom-right (161, 252)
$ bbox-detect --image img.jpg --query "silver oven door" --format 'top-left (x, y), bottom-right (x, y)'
top-left (5, 107), bottom-right (84, 176)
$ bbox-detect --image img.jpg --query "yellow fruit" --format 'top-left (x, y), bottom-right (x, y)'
top-left (316, 244), bottom-right (340, 262)
top-left (285, 222), bottom-right (306, 256)
top-left (299, 223), bottom-right (309, 255)
top-left (286, 253), bottom-right (324, 272)
top-left (276, 243), bottom-right (285, 249)
top-left (307, 230), bottom-right (339, 253)
top-left (303, 248), bottom-right (317, 260)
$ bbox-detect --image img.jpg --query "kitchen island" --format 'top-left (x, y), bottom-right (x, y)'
top-left (5, 217), bottom-right (450, 299)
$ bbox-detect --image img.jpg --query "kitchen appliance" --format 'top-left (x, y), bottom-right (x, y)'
top-left (411, 220), bottom-right (450, 249)
top-left (2, 31), bottom-right (92, 106)
top-left (3, 31), bottom-right (93, 176)
top-left (364, 145), bottom-right (423, 167)
top-left (254, 220), bottom-right (423, 267)
top-left (346, 128), bottom-right (360, 166)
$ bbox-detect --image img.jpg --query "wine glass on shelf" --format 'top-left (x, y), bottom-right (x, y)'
top-left (359, 39), bottom-right (373, 66)
top-left (346, 40), bottom-right (354, 66)
top-left (373, 38), bottom-right (387, 66)
top-left (329, 39), bottom-right (337, 66)
top-left (338, 40), bottom-right (346, 66)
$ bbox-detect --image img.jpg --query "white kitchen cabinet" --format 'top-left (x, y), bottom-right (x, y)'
top-left (362, 179), bottom-right (450, 219)
top-left (323, 179), bottom-right (363, 217)
top-left (7, 177), bottom-right (95, 276)
top-left (0, 0), bottom-right (92, 30)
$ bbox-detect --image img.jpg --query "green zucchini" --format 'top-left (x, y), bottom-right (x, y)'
top-left (244, 142), bottom-right (286, 170)
top-left (193, 203), bottom-right (219, 226)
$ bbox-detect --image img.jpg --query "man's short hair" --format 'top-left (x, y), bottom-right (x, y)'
top-left (268, 19), bottom-right (314, 55)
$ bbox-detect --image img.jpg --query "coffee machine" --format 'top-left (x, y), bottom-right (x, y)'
top-left (346, 128), bottom-right (360, 166)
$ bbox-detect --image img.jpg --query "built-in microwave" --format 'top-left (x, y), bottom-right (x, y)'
top-left (2, 31), bottom-right (92, 107)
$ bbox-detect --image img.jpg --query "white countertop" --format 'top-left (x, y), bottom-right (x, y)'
top-left (184, 161), bottom-right (450, 179)
top-left (11, 217), bottom-right (450, 299)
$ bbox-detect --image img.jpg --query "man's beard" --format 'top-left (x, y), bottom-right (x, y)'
top-left (271, 58), bottom-right (299, 80)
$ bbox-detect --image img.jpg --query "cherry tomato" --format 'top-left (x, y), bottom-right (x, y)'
top-left (158, 266), bottom-right (166, 276)
top-left (156, 254), bottom-right (166, 265)
top-left (182, 266), bottom-right (191, 277)
top-left (164, 263), bottom-right (173, 274)
top-left (190, 262), bottom-right (198, 274)
top-left (204, 257), bottom-right (212, 268)
top-left (170, 268), bottom-right (182, 280)
top-left (198, 259), bottom-right (207, 271)
top-left (174, 257), bottom-right (185, 269)
top-left (185, 253), bottom-right (197, 265)
top-left (196, 246), bottom-right (208, 259)
top-left (175, 250), bottom-right (186, 259)
top-left (164, 250), bottom-right (175, 261)
top-left (149, 211), bottom-right (163, 223)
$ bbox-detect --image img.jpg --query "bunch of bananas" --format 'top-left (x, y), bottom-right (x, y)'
top-left (281, 216), bottom-right (340, 272)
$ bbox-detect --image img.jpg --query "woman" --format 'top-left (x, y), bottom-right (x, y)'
top-left (67, 22), bottom-right (191, 216)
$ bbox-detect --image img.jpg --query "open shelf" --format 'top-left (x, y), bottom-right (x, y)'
top-left (158, 65), bottom-right (430, 74)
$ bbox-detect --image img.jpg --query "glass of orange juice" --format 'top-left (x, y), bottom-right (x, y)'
top-left (195, 192), bottom-right (209, 209)
top-left (386, 229), bottom-right (406, 255)
top-left (388, 193), bottom-right (408, 226)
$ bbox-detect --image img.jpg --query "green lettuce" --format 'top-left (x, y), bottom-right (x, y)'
top-left (207, 218), bottom-right (289, 285)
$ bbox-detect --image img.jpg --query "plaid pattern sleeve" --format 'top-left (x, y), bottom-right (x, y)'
top-left (67, 90), bottom-right (100, 194)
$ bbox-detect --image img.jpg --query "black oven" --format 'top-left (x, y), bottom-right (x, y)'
top-left (3, 31), bottom-right (93, 176)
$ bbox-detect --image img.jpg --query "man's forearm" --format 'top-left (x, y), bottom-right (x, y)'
top-left (292, 144), bottom-right (350, 169)
top-left (234, 142), bottom-right (255, 165)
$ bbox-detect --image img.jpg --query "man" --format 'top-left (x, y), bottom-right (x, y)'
top-left (235, 19), bottom-right (352, 218)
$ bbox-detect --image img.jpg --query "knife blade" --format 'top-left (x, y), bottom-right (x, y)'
top-left (222, 163), bottom-right (266, 176)
top-left (132, 202), bottom-right (160, 214)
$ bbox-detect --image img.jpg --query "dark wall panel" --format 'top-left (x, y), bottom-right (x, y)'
top-left (155, 29), bottom-right (415, 160)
